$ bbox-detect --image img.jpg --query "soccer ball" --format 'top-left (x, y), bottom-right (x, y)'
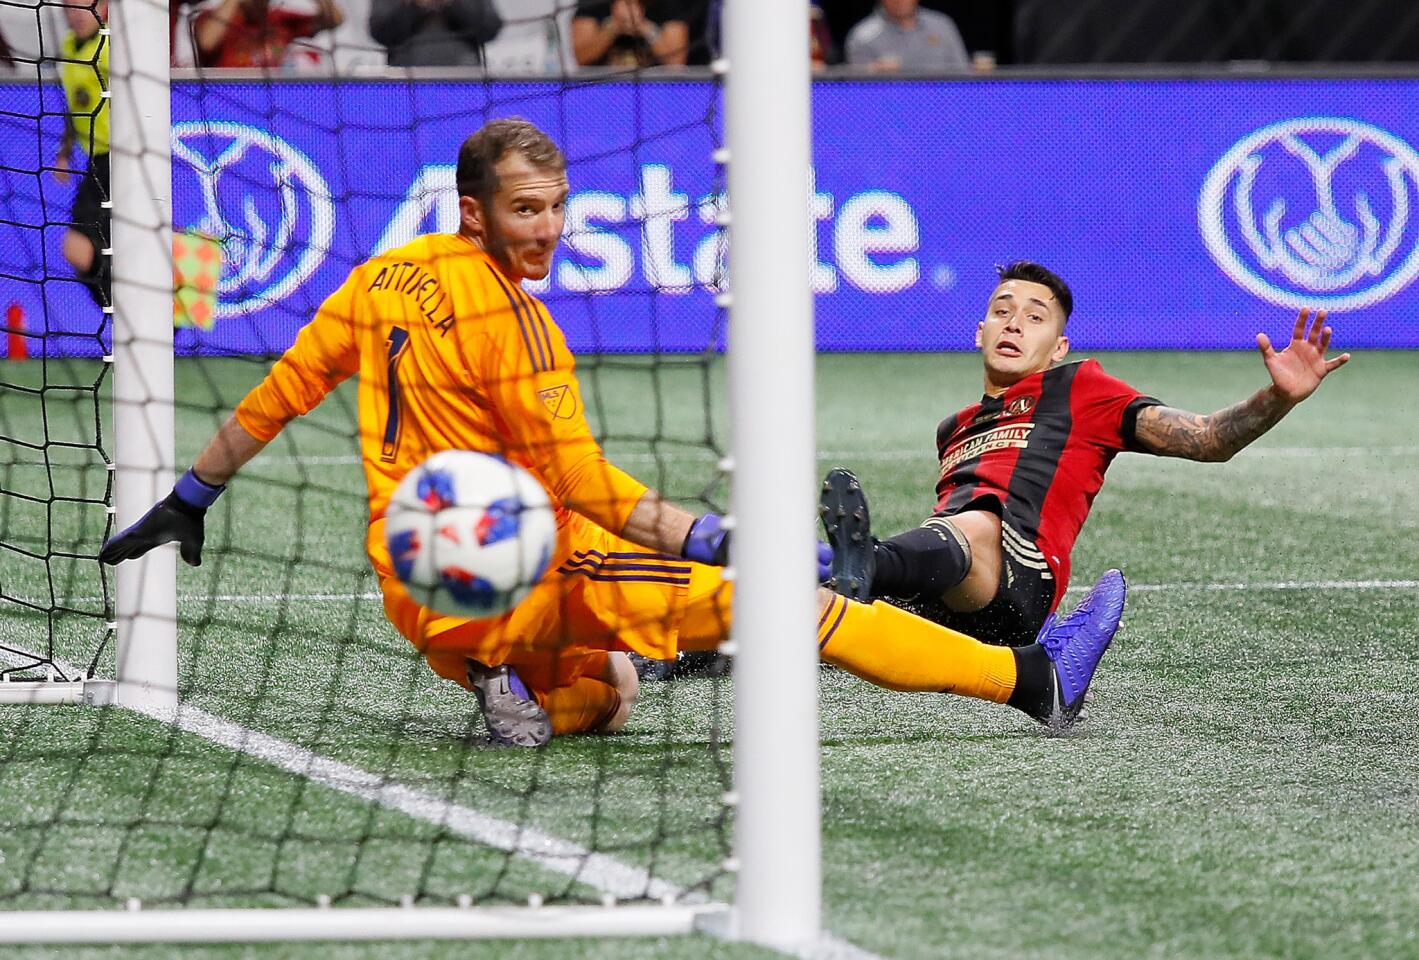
top-left (384, 450), bottom-right (557, 619)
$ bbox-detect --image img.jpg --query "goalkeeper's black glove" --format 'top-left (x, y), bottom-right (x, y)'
top-left (99, 469), bottom-right (225, 567)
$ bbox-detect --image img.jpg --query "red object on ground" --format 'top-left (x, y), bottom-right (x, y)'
top-left (5, 302), bottom-right (26, 360)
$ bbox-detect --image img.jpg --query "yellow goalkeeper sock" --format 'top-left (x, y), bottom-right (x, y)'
top-left (816, 593), bottom-right (1018, 703)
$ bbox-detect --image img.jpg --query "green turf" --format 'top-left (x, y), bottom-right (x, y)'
top-left (3, 350), bottom-right (1418, 959)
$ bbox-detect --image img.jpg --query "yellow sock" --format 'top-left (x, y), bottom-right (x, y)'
top-left (817, 594), bottom-right (1017, 703)
top-left (427, 653), bottom-right (622, 735)
top-left (536, 677), bottom-right (622, 736)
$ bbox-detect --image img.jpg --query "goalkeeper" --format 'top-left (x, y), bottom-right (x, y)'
top-left (822, 261), bottom-right (1349, 649)
top-left (102, 120), bottom-right (1125, 746)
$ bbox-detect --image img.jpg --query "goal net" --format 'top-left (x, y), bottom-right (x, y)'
top-left (0, 0), bottom-right (816, 940)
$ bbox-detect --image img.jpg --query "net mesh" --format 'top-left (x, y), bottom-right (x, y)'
top-left (1, 0), bottom-right (115, 684)
top-left (1, 0), bottom-right (736, 914)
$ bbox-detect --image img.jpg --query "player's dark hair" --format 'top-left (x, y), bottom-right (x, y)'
top-left (456, 118), bottom-right (566, 203)
top-left (996, 261), bottom-right (1073, 323)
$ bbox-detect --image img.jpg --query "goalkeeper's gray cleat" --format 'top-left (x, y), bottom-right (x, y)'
top-left (466, 659), bottom-right (552, 747)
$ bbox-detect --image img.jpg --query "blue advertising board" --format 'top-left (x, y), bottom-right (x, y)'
top-left (2, 76), bottom-right (1417, 356)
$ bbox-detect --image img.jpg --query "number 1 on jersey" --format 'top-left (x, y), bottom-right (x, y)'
top-left (381, 326), bottom-right (411, 462)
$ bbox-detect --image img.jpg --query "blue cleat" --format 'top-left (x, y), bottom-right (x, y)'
top-left (465, 659), bottom-right (552, 747)
top-left (1035, 569), bottom-right (1127, 729)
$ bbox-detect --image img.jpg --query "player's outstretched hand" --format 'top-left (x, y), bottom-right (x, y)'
top-left (1257, 308), bottom-right (1351, 406)
top-left (99, 470), bottom-right (225, 567)
top-left (682, 513), bottom-right (834, 579)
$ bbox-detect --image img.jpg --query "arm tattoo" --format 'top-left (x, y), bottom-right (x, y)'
top-left (1134, 388), bottom-right (1293, 462)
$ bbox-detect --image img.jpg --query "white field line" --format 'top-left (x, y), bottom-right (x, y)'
top-left (787, 936), bottom-right (887, 960)
top-left (243, 445), bottom-right (1419, 467)
top-left (6, 446), bottom-right (1416, 472)
top-left (9, 578), bottom-right (1419, 610)
top-left (197, 579), bottom-right (1419, 602)
top-left (1122, 579), bottom-right (1419, 593)
top-left (0, 671), bottom-right (591, 880)
top-left (0, 646), bottom-right (882, 960)
top-left (143, 700), bottom-right (683, 903)
top-left (2, 645), bottom-right (669, 905)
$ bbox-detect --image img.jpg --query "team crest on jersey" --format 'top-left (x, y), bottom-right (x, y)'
top-left (1004, 396), bottom-right (1035, 417)
top-left (974, 394), bottom-right (1035, 426)
top-left (538, 385), bottom-right (578, 420)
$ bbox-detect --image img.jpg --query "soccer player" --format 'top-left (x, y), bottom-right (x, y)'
top-left (822, 261), bottom-right (1350, 650)
top-left (101, 121), bottom-right (1125, 746)
top-left (53, 0), bottom-right (111, 310)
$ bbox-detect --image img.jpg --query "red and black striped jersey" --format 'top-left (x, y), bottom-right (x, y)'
top-left (934, 359), bottom-right (1160, 609)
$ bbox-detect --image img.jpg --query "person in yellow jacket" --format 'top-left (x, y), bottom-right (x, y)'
top-left (102, 118), bottom-right (1125, 746)
top-left (54, 0), bottom-right (111, 309)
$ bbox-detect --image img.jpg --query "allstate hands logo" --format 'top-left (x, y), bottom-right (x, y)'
top-left (171, 122), bottom-right (335, 319)
top-left (1199, 117), bottom-right (1419, 310)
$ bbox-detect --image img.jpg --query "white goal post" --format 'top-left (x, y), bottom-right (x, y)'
top-left (723, 0), bottom-right (822, 948)
top-left (6, 0), bottom-right (822, 950)
top-left (109, 0), bottom-right (178, 717)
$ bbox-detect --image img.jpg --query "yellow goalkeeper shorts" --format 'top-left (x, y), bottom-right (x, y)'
top-left (368, 511), bottom-right (733, 694)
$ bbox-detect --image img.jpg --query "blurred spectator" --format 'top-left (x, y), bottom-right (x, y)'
top-left (571, 0), bottom-right (688, 68)
top-left (193, 0), bottom-right (345, 69)
top-left (809, 0), bottom-right (839, 68)
top-left (845, 0), bottom-right (968, 72)
top-left (369, 0), bottom-right (500, 66)
top-left (171, 1), bottom-right (199, 67)
top-left (481, 0), bottom-right (575, 75)
top-left (0, 6), bottom-right (49, 69)
top-left (0, 24), bottom-right (13, 69)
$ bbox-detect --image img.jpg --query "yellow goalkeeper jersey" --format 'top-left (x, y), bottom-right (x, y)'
top-left (59, 29), bottom-right (109, 157)
top-left (235, 233), bottom-right (649, 536)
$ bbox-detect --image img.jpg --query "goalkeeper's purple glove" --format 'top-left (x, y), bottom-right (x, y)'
top-left (682, 513), bottom-right (730, 566)
top-left (99, 469), bottom-right (225, 567)
top-left (683, 513), bottom-right (835, 581)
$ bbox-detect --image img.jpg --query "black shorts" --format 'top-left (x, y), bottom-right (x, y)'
top-left (884, 502), bottom-right (1057, 648)
top-left (69, 151), bottom-right (110, 252)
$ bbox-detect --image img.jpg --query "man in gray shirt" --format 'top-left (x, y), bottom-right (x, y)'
top-left (845, 0), bottom-right (969, 72)
top-left (370, 0), bottom-right (502, 67)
